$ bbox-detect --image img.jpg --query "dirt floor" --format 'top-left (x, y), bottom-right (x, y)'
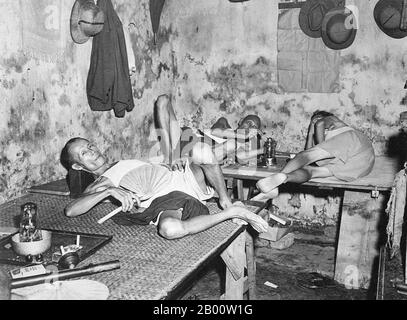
top-left (181, 229), bottom-right (407, 300)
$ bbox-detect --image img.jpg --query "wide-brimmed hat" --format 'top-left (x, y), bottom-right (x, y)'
top-left (374, 0), bottom-right (407, 39)
top-left (211, 117), bottom-right (232, 130)
top-left (299, 0), bottom-right (344, 38)
top-left (321, 7), bottom-right (357, 50)
top-left (400, 111), bottom-right (407, 121)
top-left (70, 0), bottom-right (105, 44)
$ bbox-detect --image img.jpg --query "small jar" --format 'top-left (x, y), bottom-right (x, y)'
top-left (19, 202), bottom-right (42, 242)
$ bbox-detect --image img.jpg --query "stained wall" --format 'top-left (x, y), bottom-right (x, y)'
top-left (1, 0), bottom-right (406, 226)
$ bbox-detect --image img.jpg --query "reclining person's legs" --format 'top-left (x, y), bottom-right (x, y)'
top-left (157, 206), bottom-right (268, 240)
top-left (255, 147), bottom-right (334, 198)
top-left (154, 94), bottom-right (182, 164)
top-left (252, 165), bottom-right (333, 201)
top-left (190, 142), bottom-right (233, 209)
top-left (154, 94), bottom-right (232, 208)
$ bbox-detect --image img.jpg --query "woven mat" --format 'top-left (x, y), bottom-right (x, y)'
top-left (0, 193), bottom-right (259, 300)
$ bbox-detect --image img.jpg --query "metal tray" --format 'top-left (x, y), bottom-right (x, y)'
top-left (0, 229), bottom-right (112, 266)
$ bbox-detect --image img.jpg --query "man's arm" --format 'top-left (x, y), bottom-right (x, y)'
top-left (313, 119), bottom-right (326, 145)
top-left (65, 177), bottom-right (139, 217)
top-left (305, 121), bottom-right (316, 150)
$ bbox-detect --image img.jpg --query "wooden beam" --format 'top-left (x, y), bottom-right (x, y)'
top-left (236, 179), bottom-right (244, 201)
top-left (226, 178), bottom-right (234, 198)
top-left (334, 190), bottom-right (385, 289)
top-left (245, 231), bottom-right (257, 300)
top-left (222, 232), bottom-right (246, 300)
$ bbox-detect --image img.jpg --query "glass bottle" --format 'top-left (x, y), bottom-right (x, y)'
top-left (19, 202), bottom-right (42, 242)
top-left (264, 137), bottom-right (277, 166)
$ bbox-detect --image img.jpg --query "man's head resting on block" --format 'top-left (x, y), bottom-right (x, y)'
top-left (61, 137), bottom-right (108, 175)
top-left (60, 137), bottom-right (268, 239)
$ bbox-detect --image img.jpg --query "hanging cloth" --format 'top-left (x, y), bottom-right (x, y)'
top-left (149, 0), bottom-right (166, 44)
top-left (385, 167), bottom-right (407, 259)
top-left (87, 0), bottom-right (134, 118)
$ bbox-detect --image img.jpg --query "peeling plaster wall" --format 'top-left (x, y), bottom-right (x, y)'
top-left (0, 0), bottom-right (169, 204)
top-left (159, 0), bottom-right (407, 226)
top-left (1, 0), bottom-right (406, 227)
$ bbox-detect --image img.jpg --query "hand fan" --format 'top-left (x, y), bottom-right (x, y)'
top-left (119, 163), bottom-right (171, 200)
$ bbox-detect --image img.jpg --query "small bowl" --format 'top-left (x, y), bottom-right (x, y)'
top-left (11, 230), bottom-right (52, 256)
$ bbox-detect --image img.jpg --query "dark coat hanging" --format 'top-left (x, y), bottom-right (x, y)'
top-left (87, 0), bottom-right (134, 118)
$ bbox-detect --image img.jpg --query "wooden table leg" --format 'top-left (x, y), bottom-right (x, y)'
top-left (236, 179), bottom-right (244, 201)
top-left (221, 231), bottom-right (246, 300)
top-left (334, 190), bottom-right (386, 289)
top-left (226, 178), bottom-right (234, 199)
top-left (245, 231), bottom-right (257, 300)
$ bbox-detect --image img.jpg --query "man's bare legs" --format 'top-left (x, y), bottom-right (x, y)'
top-left (190, 142), bottom-right (233, 209)
top-left (255, 147), bottom-right (334, 199)
top-left (154, 94), bottom-right (233, 209)
top-left (157, 206), bottom-right (268, 240)
top-left (154, 94), bottom-right (182, 164)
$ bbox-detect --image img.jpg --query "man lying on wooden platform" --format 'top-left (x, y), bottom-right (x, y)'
top-left (60, 137), bottom-right (268, 240)
top-left (154, 94), bottom-right (265, 166)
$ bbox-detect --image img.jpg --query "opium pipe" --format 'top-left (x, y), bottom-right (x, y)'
top-left (10, 260), bottom-right (120, 289)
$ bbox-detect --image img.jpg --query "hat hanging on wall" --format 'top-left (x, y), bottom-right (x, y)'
top-left (321, 7), bottom-right (357, 50)
top-left (299, 0), bottom-right (345, 38)
top-left (70, 0), bottom-right (105, 44)
top-left (400, 111), bottom-right (407, 120)
top-left (374, 0), bottom-right (407, 39)
top-left (149, 0), bottom-right (166, 45)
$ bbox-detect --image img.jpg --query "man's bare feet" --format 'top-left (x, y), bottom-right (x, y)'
top-left (229, 202), bottom-right (248, 225)
top-left (228, 206), bottom-right (268, 233)
top-left (251, 188), bottom-right (279, 202)
top-left (256, 173), bottom-right (287, 194)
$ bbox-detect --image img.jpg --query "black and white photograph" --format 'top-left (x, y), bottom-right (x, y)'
top-left (0, 0), bottom-right (406, 306)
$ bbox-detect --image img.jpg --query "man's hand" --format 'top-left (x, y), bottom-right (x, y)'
top-left (171, 158), bottom-right (188, 172)
top-left (107, 187), bottom-right (140, 212)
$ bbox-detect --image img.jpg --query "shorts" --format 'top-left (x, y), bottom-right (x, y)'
top-left (315, 128), bottom-right (375, 182)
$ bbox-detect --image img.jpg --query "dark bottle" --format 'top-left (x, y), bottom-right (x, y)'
top-left (19, 202), bottom-right (42, 242)
top-left (264, 137), bottom-right (277, 166)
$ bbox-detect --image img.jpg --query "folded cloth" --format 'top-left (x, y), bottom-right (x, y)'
top-left (315, 127), bottom-right (375, 182)
top-left (112, 191), bottom-right (210, 226)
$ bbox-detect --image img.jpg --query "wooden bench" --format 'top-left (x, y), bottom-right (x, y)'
top-left (0, 193), bottom-right (261, 300)
top-left (222, 156), bottom-right (400, 289)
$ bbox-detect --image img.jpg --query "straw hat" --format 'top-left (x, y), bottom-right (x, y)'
top-left (400, 111), bottom-right (407, 121)
top-left (299, 0), bottom-right (344, 38)
top-left (321, 7), bottom-right (357, 50)
top-left (374, 0), bottom-right (407, 39)
top-left (70, 0), bottom-right (105, 44)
